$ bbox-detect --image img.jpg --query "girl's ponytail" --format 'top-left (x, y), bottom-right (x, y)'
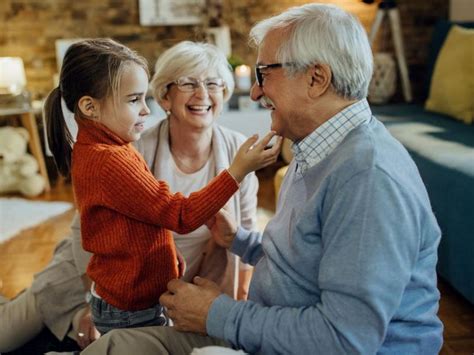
top-left (44, 87), bottom-right (73, 177)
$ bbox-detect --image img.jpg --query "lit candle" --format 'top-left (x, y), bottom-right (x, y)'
top-left (235, 64), bottom-right (251, 90)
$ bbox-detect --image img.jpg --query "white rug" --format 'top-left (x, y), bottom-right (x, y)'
top-left (0, 197), bottom-right (73, 244)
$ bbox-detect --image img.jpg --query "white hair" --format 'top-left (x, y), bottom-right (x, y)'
top-left (150, 41), bottom-right (235, 105)
top-left (249, 4), bottom-right (373, 100)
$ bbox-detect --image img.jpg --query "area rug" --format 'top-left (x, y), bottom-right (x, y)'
top-left (0, 197), bottom-right (73, 244)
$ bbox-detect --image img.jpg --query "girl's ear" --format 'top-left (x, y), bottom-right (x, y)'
top-left (307, 64), bottom-right (332, 99)
top-left (78, 96), bottom-right (100, 119)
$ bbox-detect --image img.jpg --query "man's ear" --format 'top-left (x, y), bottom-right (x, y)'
top-left (78, 96), bottom-right (100, 119)
top-left (307, 64), bottom-right (332, 98)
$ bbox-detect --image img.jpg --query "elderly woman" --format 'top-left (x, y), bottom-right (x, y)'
top-left (138, 41), bottom-right (257, 298)
top-left (0, 41), bottom-right (258, 353)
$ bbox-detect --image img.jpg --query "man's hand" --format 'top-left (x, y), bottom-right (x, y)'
top-left (206, 209), bottom-right (238, 249)
top-left (76, 306), bottom-right (100, 349)
top-left (159, 277), bottom-right (222, 334)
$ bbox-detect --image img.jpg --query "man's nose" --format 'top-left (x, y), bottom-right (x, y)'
top-left (250, 82), bottom-right (263, 102)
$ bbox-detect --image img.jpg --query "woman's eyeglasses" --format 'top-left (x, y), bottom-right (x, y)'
top-left (173, 77), bottom-right (225, 93)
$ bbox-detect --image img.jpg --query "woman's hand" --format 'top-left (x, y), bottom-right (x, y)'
top-left (76, 306), bottom-right (100, 349)
top-left (176, 247), bottom-right (186, 278)
top-left (228, 132), bottom-right (283, 182)
top-left (237, 268), bottom-right (253, 300)
top-left (206, 208), bottom-right (237, 249)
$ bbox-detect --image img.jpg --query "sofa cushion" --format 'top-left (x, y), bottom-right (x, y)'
top-left (425, 26), bottom-right (474, 124)
top-left (373, 103), bottom-right (474, 304)
top-left (423, 20), bottom-right (474, 99)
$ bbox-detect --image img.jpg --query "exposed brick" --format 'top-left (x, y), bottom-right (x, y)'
top-left (1, 0), bottom-right (448, 101)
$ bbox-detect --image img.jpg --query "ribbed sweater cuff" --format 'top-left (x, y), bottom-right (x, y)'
top-left (225, 169), bottom-right (241, 186)
top-left (207, 294), bottom-right (236, 339)
top-left (230, 226), bottom-right (250, 256)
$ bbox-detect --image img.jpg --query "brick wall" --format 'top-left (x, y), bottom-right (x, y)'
top-left (1, 0), bottom-right (448, 102)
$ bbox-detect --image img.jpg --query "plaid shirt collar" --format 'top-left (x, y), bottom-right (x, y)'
top-left (292, 99), bottom-right (372, 174)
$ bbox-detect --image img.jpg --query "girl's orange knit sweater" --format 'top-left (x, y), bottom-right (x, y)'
top-left (72, 119), bottom-right (239, 310)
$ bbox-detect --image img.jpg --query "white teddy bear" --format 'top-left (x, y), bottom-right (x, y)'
top-left (0, 126), bottom-right (46, 197)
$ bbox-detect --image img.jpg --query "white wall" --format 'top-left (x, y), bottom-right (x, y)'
top-left (450, 0), bottom-right (474, 21)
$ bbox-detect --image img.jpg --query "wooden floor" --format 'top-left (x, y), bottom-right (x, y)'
top-left (1, 164), bottom-right (473, 354)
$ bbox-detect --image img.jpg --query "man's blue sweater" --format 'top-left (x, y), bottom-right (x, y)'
top-left (208, 116), bottom-right (443, 354)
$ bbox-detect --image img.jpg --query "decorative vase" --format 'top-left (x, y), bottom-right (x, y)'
top-left (368, 52), bottom-right (397, 104)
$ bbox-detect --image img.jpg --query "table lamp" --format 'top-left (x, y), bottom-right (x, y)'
top-left (0, 57), bottom-right (30, 109)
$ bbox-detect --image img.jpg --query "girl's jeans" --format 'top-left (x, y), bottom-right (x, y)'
top-left (90, 294), bottom-right (168, 335)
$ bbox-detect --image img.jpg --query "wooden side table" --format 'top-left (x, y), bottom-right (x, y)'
top-left (0, 107), bottom-right (51, 192)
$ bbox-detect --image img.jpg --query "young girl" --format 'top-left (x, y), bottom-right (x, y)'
top-left (44, 38), bottom-right (281, 334)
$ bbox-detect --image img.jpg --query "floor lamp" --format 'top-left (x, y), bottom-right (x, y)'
top-left (366, 0), bottom-right (413, 102)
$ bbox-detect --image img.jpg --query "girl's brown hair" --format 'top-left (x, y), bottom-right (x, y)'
top-left (44, 38), bottom-right (148, 177)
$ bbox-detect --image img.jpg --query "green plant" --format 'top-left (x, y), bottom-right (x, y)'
top-left (227, 54), bottom-right (244, 71)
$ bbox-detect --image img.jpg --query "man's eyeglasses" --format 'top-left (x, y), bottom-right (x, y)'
top-left (173, 77), bottom-right (225, 93)
top-left (255, 64), bottom-right (283, 87)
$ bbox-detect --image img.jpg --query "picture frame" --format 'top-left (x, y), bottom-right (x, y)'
top-left (139, 0), bottom-right (205, 26)
top-left (55, 38), bottom-right (84, 72)
top-left (205, 26), bottom-right (231, 57)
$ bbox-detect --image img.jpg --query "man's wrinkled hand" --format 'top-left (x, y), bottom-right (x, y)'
top-left (160, 277), bottom-right (222, 334)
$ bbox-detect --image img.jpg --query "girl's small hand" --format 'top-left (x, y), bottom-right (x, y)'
top-left (228, 132), bottom-right (283, 182)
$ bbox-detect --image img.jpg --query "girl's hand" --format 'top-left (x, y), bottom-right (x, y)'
top-left (228, 132), bottom-right (283, 182)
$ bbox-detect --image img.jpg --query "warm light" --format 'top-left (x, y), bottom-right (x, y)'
top-left (235, 64), bottom-right (251, 90)
top-left (235, 64), bottom-right (251, 76)
top-left (0, 57), bottom-right (27, 95)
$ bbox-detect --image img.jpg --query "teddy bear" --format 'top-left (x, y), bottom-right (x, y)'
top-left (0, 126), bottom-right (46, 197)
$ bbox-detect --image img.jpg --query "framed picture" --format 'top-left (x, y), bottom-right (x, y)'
top-left (55, 38), bottom-right (84, 72)
top-left (139, 0), bottom-right (205, 26)
top-left (205, 26), bottom-right (231, 57)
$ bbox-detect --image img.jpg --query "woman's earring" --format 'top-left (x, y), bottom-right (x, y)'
top-left (166, 110), bottom-right (171, 116)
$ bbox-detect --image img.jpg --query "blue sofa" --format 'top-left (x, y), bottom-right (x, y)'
top-left (372, 104), bottom-right (474, 304)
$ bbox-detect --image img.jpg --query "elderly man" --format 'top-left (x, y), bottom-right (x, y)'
top-left (83, 3), bottom-right (443, 354)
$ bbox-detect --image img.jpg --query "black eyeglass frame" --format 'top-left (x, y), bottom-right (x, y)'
top-left (255, 63), bottom-right (283, 87)
top-left (255, 63), bottom-right (297, 87)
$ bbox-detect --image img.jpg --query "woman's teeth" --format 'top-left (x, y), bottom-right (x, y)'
top-left (188, 105), bottom-right (211, 112)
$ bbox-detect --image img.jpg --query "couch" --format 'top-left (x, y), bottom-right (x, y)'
top-left (373, 19), bottom-right (473, 304)
top-left (373, 104), bottom-right (474, 305)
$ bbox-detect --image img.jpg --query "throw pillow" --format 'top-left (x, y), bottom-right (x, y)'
top-left (423, 20), bottom-right (474, 99)
top-left (425, 25), bottom-right (474, 124)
